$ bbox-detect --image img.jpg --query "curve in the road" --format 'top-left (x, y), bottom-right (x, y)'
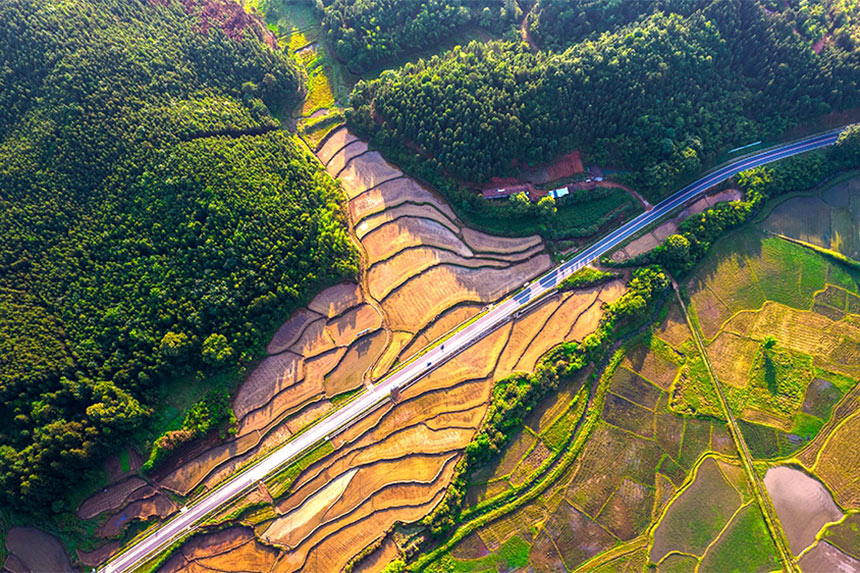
top-left (100, 128), bottom-right (842, 573)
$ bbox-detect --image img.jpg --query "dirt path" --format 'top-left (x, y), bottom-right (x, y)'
top-left (672, 279), bottom-right (799, 572)
top-left (519, 5), bottom-right (538, 51)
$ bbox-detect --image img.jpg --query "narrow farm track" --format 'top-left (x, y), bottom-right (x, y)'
top-left (672, 281), bottom-right (799, 572)
top-left (99, 128), bottom-right (842, 573)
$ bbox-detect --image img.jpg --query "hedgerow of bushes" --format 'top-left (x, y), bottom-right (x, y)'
top-left (421, 266), bottom-right (670, 538)
top-left (627, 124), bottom-right (860, 276)
top-left (142, 389), bottom-right (236, 472)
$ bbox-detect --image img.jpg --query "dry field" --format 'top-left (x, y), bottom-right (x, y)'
top-left (4, 527), bottom-right (73, 573)
top-left (87, 129), bottom-right (630, 571)
top-left (610, 189), bottom-right (742, 262)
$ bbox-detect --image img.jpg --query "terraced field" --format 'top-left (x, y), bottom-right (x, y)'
top-left (671, 222), bottom-right (860, 455)
top-left (417, 175), bottom-right (860, 571)
top-left (75, 130), bottom-right (629, 569)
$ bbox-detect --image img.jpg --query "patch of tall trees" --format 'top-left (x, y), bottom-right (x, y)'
top-left (348, 0), bottom-right (860, 200)
top-left (0, 0), bottom-right (357, 509)
top-left (319, 0), bottom-right (521, 72)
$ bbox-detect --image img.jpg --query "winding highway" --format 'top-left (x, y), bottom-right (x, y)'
top-left (99, 128), bottom-right (842, 573)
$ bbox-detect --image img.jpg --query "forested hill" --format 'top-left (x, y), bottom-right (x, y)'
top-left (0, 0), bottom-right (356, 507)
top-left (320, 0), bottom-right (519, 72)
top-left (348, 0), bottom-right (860, 198)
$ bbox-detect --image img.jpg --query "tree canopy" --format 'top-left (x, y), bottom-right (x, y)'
top-left (348, 0), bottom-right (860, 199)
top-left (0, 0), bottom-right (356, 508)
top-left (320, 0), bottom-right (520, 72)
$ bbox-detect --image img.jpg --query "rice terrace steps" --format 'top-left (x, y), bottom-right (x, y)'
top-left (99, 127), bottom-right (844, 573)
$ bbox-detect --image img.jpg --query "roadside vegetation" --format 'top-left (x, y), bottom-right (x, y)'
top-left (348, 0), bottom-right (860, 204)
top-left (0, 0), bottom-right (358, 514)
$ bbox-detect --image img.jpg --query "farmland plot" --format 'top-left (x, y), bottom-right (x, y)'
top-left (98, 130), bottom-right (629, 571)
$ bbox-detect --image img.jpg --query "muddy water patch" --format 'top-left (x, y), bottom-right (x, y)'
top-left (764, 465), bottom-right (843, 555)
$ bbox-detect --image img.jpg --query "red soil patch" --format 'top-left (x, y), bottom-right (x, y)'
top-left (5, 527), bottom-right (73, 573)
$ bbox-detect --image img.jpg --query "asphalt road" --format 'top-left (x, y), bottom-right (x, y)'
top-left (100, 129), bottom-right (841, 573)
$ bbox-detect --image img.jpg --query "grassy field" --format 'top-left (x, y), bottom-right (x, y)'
top-left (673, 184), bottom-right (860, 459)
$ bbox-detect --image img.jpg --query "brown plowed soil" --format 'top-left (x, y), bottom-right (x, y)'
top-left (78, 476), bottom-right (147, 519)
top-left (399, 303), bottom-right (483, 359)
top-left (516, 288), bottom-right (603, 371)
top-left (347, 177), bottom-right (457, 223)
top-left (285, 400), bottom-right (333, 434)
top-left (352, 536), bottom-right (401, 572)
top-left (460, 227), bottom-right (541, 254)
top-left (289, 317), bottom-right (336, 358)
top-left (78, 541), bottom-right (120, 567)
top-left (323, 329), bottom-right (388, 396)
top-left (325, 140), bottom-right (369, 177)
top-left (266, 308), bottom-right (323, 355)
top-left (234, 352), bottom-right (304, 421)
top-left (355, 203), bottom-right (459, 239)
top-left (98, 493), bottom-right (176, 538)
top-left (5, 527), bottom-right (73, 573)
top-left (371, 331), bottom-right (413, 378)
top-left (200, 423), bottom-right (293, 493)
top-left (361, 217), bottom-right (472, 263)
top-left (317, 127), bottom-right (357, 165)
top-left (338, 153), bottom-right (403, 199)
top-left (274, 468), bottom-right (452, 572)
top-left (326, 303), bottom-right (382, 347)
top-left (307, 282), bottom-right (363, 318)
top-left (381, 256), bottom-right (550, 332)
top-left (367, 247), bottom-right (510, 301)
top-left (160, 431), bottom-right (261, 496)
top-left (236, 376), bottom-right (320, 436)
top-left (303, 346), bottom-right (347, 389)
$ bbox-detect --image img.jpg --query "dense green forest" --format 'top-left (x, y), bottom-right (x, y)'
top-left (527, 0), bottom-right (702, 50)
top-left (348, 0), bottom-right (860, 200)
top-left (0, 0), bottom-right (356, 508)
top-left (319, 0), bottom-right (520, 72)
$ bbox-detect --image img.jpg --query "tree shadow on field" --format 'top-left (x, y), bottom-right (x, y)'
top-left (763, 351), bottom-right (777, 394)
